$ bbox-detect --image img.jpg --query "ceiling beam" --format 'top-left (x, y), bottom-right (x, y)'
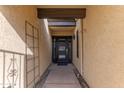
top-left (47, 19), bottom-right (76, 22)
top-left (37, 8), bottom-right (86, 19)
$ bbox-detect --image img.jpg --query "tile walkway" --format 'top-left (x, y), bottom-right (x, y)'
top-left (42, 64), bottom-right (81, 88)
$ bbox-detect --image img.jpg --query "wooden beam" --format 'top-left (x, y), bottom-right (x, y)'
top-left (47, 19), bottom-right (76, 22)
top-left (51, 30), bottom-right (74, 36)
top-left (37, 8), bottom-right (86, 19)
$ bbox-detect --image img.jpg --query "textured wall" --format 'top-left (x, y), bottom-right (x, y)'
top-left (39, 19), bottom-right (52, 78)
top-left (0, 6), bottom-right (51, 88)
top-left (83, 6), bottom-right (124, 87)
top-left (73, 19), bottom-right (83, 74)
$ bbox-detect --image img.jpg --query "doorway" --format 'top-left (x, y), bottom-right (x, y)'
top-left (52, 36), bottom-right (72, 65)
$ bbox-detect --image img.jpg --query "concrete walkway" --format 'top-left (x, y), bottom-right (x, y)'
top-left (42, 64), bottom-right (81, 88)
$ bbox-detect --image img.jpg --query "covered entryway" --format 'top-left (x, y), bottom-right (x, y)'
top-left (35, 7), bottom-right (87, 88)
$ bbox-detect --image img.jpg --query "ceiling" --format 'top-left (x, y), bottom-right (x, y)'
top-left (49, 26), bottom-right (75, 32)
top-left (48, 19), bottom-right (76, 36)
top-left (48, 19), bottom-right (76, 27)
top-left (37, 6), bottom-right (86, 36)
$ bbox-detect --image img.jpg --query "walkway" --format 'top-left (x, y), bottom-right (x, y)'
top-left (42, 64), bottom-right (81, 88)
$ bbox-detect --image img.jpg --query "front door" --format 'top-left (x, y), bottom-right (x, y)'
top-left (52, 36), bottom-right (72, 65)
top-left (56, 42), bottom-right (69, 63)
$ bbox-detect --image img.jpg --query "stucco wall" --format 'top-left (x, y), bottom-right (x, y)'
top-left (83, 6), bottom-right (124, 87)
top-left (39, 19), bottom-right (52, 78)
top-left (0, 6), bottom-right (51, 88)
top-left (73, 19), bottom-right (83, 74)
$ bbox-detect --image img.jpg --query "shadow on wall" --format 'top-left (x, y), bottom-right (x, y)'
top-left (0, 8), bottom-right (34, 54)
top-left (0, 10), bottom-right (33, 88)
top-left (0, 6), bottom-right (51, 88)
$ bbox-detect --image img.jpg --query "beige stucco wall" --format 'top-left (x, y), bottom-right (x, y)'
top-left (73, 19), bottom-right (83, 74)
top-left (83, 6), bottom-right (124, 87)
top-left (0, 6), bottom-right (51, 88)
top-left (39, 19), bottom-right (52, 77)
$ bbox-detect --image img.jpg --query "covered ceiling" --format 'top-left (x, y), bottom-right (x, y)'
top-left (48, 19), bottom-right (76, 27)
top-left (49, 26), bottom-right (75, 32)
top-left (37, 5), bottom-right (86, 36)
top-left (48, 19), bottom-right (76, 36)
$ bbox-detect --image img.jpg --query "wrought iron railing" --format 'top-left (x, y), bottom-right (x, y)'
top-left (0, 49), bottom-right (24, 88)
top-left (0, 21), bottom-right (40, 88)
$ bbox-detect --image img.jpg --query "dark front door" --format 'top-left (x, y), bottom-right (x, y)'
top-left (52, 36), bottom-right (72, 65)
top-left (56, 42), bottom-right (69, 63)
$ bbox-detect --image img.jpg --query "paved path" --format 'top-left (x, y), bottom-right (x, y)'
top-left (42, 64), bottom-right (81, 88)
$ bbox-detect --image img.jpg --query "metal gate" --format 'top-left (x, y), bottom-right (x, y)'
top-left (25, 21), bottom-right (40, 88)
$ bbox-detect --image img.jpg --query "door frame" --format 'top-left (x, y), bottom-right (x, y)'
top-left (52, 36), bottom-right (72, 64)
